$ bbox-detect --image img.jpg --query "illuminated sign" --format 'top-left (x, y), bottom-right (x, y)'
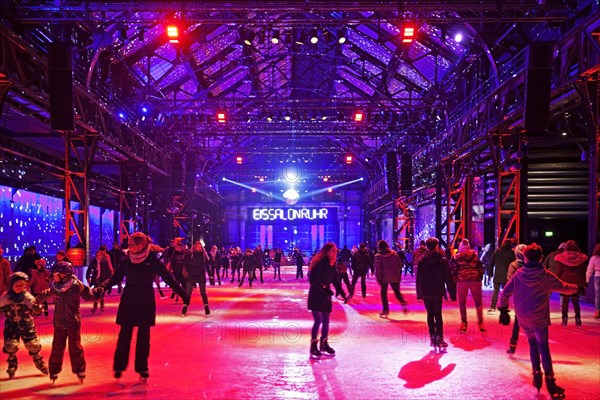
top-left (250, 207), bottom-right (334, 221)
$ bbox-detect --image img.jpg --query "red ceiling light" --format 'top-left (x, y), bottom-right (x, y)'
top-left (345, 155), bottom-right (353, 164)
top-left (236, 156), bottom-right (243, 164)
top-left (217, 111), bottom-right (226, 123)
top-left (401, 23), bottom-right (416, 43)
top-left (354, 111), bottom-right (364, 122)
top-left (167, 25), bottom-right (180, 44)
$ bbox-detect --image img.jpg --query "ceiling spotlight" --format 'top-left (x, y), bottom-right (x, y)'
top-left (337, 28), bottom-right (347, 44)
top-left (401, 23), bottom-right (417, 44)
top-left (354, 111), bottom-right (364, 122)
top-left (454, 32), bottom-right (463, 43)
top-left (271, 29), bottom-right (280, 44)
top-left (167, 25), bottom-right (179, 44)
top-left (310, 28), bottom-right (319, 44)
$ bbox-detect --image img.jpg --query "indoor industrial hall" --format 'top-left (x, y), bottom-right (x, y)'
top-left (0, 1), bottom-right (599, 400)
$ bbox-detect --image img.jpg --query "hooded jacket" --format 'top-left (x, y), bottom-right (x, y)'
top-left (500, 261), bottom-right (578, 329)
top-left (449, 250), bottom-right (483, 282)
top-left (374, 250), bottom-right (403, 283)
top-left (38, 276), bottom-right (95, 329)
top-left (555, 250), bottom-right (588, 287)
top-left (416, 250), bottom-right (456, 299)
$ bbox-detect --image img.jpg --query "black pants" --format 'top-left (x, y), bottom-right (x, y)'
top-left (230, 268), bottom-right (241, 282)
top-left (272, 262), bottom-right (281, 280)
top-left (350, 272), bottom-right (367, 298)
top-left (239, 270), bottom-right (254, 287)
top-left (423, 296), bottom-right (444, 337)
top-left (49, 326), bottom-right (86, 375)
top-left (186, 279), bottom-right (208, 306)
top-left (114, 325), bottom-right (151, 374)
top-left (510, 315), bottom-right (520, 345)
top-left (380, 282), bottom-right (406, 312)
top-left (296, 265), bottom-right (304, 279)
top-left (337, 272), bottom-right (351, 297)
top-left (561, 294), bottom-right (580, 318)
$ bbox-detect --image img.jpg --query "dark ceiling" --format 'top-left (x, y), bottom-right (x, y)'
top-left (1, 0), bottom-right (584, 198)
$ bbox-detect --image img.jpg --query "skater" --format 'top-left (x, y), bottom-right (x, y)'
top-left (181, 241), bottom-right (211, 317)
top-left (335, 259), bottom-right (352, 299)
top-left (307, 242), bottom-right (346, 357)
top-left (229, 247), bottom-right (242, 283)
top-left (350, 243), bottom-right (373, 299)
top-left (586, 244), bottom-right (600, 320)
top-left (416, 238), bottom-right (456, 352)
top-left (374, 240), bottom-right (408, 317)
top-left (238, 249), bottom-right (258, 287)
top-left (253, 245), bottom-right (265, 283)
top-left (107, 242), bottom-right (125, 294)
top-left (0, 245), bottom-right (11, 294)
top-left (220, 246), bottom-right (230, 280)
top-left (449, 239), bottom-right (485, 332)
top-left (86, 250), bottom-right (113, 313)
top-left (95, 232), bottom-right (189, 382)
top-left (0, 272), bottom-right (49, 378)
top-left (272, 248), bottom-right (283, 280)
top-left (506, 244), bottom-right (526, 354)
top-left (37, 261), bottom-right (96, 383)
top-left (488, 239), bottom-right (515, 312)
top-left (499, 243), bottom-right (578, 399)
top-left (29, 255), bottom-right (50, 318)
top-left (480, 243), bottom-right (494, 287)
top-left (208, 245), bottom-right (222, 286)
top-left (166, 238), bottom-right (189, 302)
top-left (294, 248), bottom-right (305, 279)
top-left (555, 240), bottom-right (588, 327)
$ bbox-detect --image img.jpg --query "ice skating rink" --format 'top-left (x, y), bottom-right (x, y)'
top-left (2, 267), bottom-right (599, 400)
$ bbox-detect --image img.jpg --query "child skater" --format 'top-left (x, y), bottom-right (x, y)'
top-left (29, 257), bottom-right (50, 318)
top-left (37, 261), bottom-right (96, 383)
top-left (86, 250), bottom-right (114, 313)
top-left (499, 243), bottom-right (578, 399)
top-left (0, 272), bottom-right (49, 378)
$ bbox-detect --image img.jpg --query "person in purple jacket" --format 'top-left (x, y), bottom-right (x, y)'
top-left (499, 243), bottom-right (577, 400)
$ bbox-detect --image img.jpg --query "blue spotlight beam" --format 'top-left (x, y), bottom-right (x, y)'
top-left (222, 177), bottom-right (284, 201)
top-left (305, 177), bottom-right (364, 196)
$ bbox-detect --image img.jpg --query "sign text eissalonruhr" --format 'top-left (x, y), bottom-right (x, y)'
top-left (250, 207), bottom-right (332, 221)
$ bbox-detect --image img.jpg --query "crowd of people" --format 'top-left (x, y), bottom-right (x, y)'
top-left (0, 235), bottom-right (598, 399)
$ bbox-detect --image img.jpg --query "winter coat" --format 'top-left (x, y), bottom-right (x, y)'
top-left (29, 265), bottom-right (50, 294)
top-left (586, 255), bottom-right (600, 283)
top-left (102, 253), bottom-right (187, 327)
top-left (0, 257), bottom-right (10, 294)
top-left (490, 245), bottom-right (515, 284)
top-left (500, 262), bottom-right (578, 329)
top-left (412, 246), bottom-right (428, 269)
top-left (253, 250), bottom-right (265, 267)
top-left (543, 249), bottom-right (564, 274)
top-left (38, 276), bottom-right (94, 329)
top-left (506, 260), bottom-right (524, 281)
top-left (15, 253), bottom-right (42, 278)
top-left (86, 258), bottom-right (113, 286)
top-left (0, 291), bottom-right (42, 331)
top-left (184, 251), bottom-right (210, 282)
top-left (307, 256), bottom-right (344, 313)
top-left (449, 250), bottom-right (483, 282)
top-left (168, 249), bottom-right (189, 273)
top-left (416, 250), bottom-right (456, 299)
top-left (239, 254), bottom-right (258, 272)
top-left (351, 249), bottom-right (373, 276)
top-left (108, 248), bottom-right (125, 270)
top-left (374, 250), bottom-right (403, 283)
top-left (230, 254), bottom-right (241, 270)
top-left (555, 250), bottom-right (588, 287)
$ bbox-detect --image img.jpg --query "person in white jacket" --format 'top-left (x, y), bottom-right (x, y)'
top-left (499, 243), bottom-right (577, 400)
top-left (586, 243), bottom-right (600, 320)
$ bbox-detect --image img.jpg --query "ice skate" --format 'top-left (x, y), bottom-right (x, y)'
top-left (507, 341), bottom-right (517, 355)
top-left (6, 354), bottom-right (17, 379)
top-left (49, 373), bottom-right (58, 384)
top-left (459, 321), bottom-right (467, 333)
top-left (575, 316), bottom-right (581, 327)
top-left (204, 304), bottom-right (210, 315)
top-left (561, 316), bottom-right (567, 326)
top-left (545, 374), bottom-right (566, 399)
top-left (77, 371), bottom-right (86, 384)
top-left (478, 322), bottom-right (486, 332)
top-left (114, 370), bottom-right (122, 379)
top-left (401, 300), bottom-right (408, 314)
top-left (139, 371), bottom-right (149, 383)
top-left (435, 335), bottom-right (448, 353)
top-left (181, 305), bottom-right (188, 317)
top-left (379, 310), bottom-right (389, 318)
top-left (319, 337), bottom-right (335, 356)
top-left (310, 340), bottom-right (322, 358)
top-left (532, 369), bottom-right (543, 394)
top-left (91, 302), bottom-right (98, 313)
top-left (429, 335), bottom-right (437, 351)
top-left (33, 353), bottom-right (48, 375)
top-left (100, 299), bottom-right (105, 313)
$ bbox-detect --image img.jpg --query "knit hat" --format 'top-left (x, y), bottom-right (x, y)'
top-left (51, 261), bottom-right (74, 276)
top-left (9, 271), bottom-right (28, 287)
top-left (458, 239), bottom-right (471, 253)
top-left (514, 244), bottom-right (527, 262)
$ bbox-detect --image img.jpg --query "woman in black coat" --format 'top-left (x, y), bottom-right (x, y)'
top-left (307, 242), bottom-right (346, 357)
top-left (98, 232), bottom-right (189, 382)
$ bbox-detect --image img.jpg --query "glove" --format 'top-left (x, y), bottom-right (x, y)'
top-left (498, 306), bottom-right (511, 326)
top-left (92, 286), bottom-right (104, 299)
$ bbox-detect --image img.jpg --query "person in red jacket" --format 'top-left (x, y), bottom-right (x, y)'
top-left (555, 240), bottom-right (588, 326)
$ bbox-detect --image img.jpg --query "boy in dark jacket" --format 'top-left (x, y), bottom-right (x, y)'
top-left (0, 272), bottom-right (49, 378)
top-left (37, 261), bottom-right (96, 383)
top-left (499, 243), bottom-right (578, 399)
top-left (416, 238), bottom-right (456, 351)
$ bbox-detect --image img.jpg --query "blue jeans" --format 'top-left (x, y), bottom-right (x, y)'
top-left (522, 326), bottom-right (553, 375)
top-left (311, 311), bottom-right (330, 340)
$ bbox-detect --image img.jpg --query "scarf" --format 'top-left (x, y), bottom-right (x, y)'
top-left (129, 245), bottom-right (151, 265)
top-left (52, 275), bottom-right (77, 293)
top-left (8, 290), bottom-right (25, 303)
